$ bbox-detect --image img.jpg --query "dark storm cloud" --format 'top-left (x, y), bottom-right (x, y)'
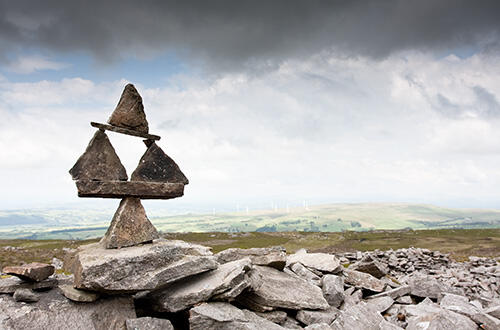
top-left (1, 0), bottom-right (500, 68)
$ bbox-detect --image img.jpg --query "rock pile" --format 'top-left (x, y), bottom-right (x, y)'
top-left (1, 245), bottom-right (499, 329)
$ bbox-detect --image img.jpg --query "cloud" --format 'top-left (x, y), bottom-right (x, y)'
top-left (2, 50), bottom-right (500, 209)
top-left (5, 55), bottom-right (69, 74)
top-left (1, 1), bottom-right (500, 69)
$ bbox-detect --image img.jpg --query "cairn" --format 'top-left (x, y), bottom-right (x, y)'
top-left (69, 83), bottom-right (188, 249)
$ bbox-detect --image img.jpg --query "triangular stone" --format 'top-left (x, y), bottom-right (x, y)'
top-left (107, 84), bottom-right (149, 133)
top-left (101, 197), bottom-right (159, 249)
top-left (131, 142), bottom-right (189, 184)
top-left (69, 130), bottom-right (128, 181)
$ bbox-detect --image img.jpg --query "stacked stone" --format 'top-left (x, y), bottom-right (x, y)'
top-left (69, 83), bottom-right (188, 249)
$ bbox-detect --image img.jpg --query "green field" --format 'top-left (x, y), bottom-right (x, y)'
top-left (1, 203), bottom-right (500, 240)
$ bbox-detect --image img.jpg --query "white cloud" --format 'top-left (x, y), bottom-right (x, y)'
top-left (5, 56), bottom-right (69, 74)
top-left (2, 50), bottom-right (500, 209)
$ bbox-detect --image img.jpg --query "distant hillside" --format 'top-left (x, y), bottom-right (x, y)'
top-left (1, 203), bottom-right (500, 240)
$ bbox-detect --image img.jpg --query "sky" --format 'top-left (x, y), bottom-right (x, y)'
top-left (2, 1), bottom-right (500, 211)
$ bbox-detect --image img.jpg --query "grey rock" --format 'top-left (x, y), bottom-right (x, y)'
top-left (296, 307), bottom-right (340, 325)
top-left (149, 258), bottom-right (251, 312)
top-left (290, 262), bottom-right (322, 285)
top-left (406, 309), bottom-right (477, 330)
top-left (131, 142), bottom-right (189, 185)
top-left (304, 323), bottom-right (333, 330)
top-left (0, 289), bottom-right (136, 330)
top-left (282, 316), bottom-right (303, 329)
top-left (408, 275), bottom-right (456, 299)
top-left (366, 296), bottom-right (394, 313)
top-left (237, 266), bottom-right (329, 311)
top-left (367, 286), bottom-right (411, 300)
top-left (470, 312), bottom-right (500, 330)
top-left (350, 255), bottom-right (388, 279)
top-left (108, 83), bottom-right (149, 133)
top-left (287, 251), bottom-right (342, 273)
top-left (343, 269), bottom-right (386, 292)
top-left (331, 302), bottom-right (386, 330)
top-left (125, 317), bottom-right (173, 330)
top-left (379, 320), bottom-right (404, 329)
top-left (322, 274), bottom-right (344, 307)
top-left (439, 293), bottom-right (479, 317)
top-left (485, 305), bottom-right (500, 319)
top-left (0, 276), bottom-right (58, 294)
top-left (3, 262), bottom-right (55, 282)
top-left (101, 197), bottom-right (159, 249)
top-left (216, 247), bottom-right (286, 270)
top-left (395, 295), bottom-right (412, 304)
top-left (341, 289), bottom-right (363, 309)
top-left (73, 240), bottom-right (217, 293)
top-left (254, 311), bottom-right (288, 324)
top-left (69, 129), bottom-right (128, 181)
top-left (75, 180), bottom-right (184, 199)
top-left (189, 302), bottom-right (286, 330)
top-left (13, 288), bottom-right (39, 303)
top-left (59, 284), bottom-right (99, 302)
top-left (404, 297), bottom-right (443, 318)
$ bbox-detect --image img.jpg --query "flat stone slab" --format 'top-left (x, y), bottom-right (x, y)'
top-left (101, 197), bottom-right (159, 249)
top-left (91, 122), bottom-right (160, 140)
top-left (126, 317), bottom-right (173, 330)
top-left (189, 302), bottom-right (286, 330)
top-left (13, 288), bottom-right (39, 303)
top-left (69, 129), bottom-right (128, 182)
top-left (331, 302), bottom-right (386, 330)
top-left (75, 180), bottom-right (184, 199)
top-left (408, 275), bottom-right (457, 299)
top-left (287, 251), bottom-right (342, 273)
top-left (366, 285), bottom-right (411, 300)
top-left (215, 247), bottom-right (286, 270)
top-left (0, 287), bottom-right (135, 330)
top-left (149, 258), bottom-right (251, 312)
top-left (0, 276), bottom-right (58, 294)
top-left (107, 84), bottom-right (149, 133)
top-left (59, 284), bottom-right (99, 302)
top-left (73, 239), bottom-right (218, 293)
top-left (3, 262), bottom-right (55, 282)
top-left (237, 265), bottom-right (329, 311)
top-left (131, 142), bottom-right (188, 184)
top-left (343, 269), bottom-right (386, 292)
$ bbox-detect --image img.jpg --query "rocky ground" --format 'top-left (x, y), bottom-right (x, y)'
top-left (0, 239), bottom-right (499, 329)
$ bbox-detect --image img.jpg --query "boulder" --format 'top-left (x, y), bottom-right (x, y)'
top-left (189, 302), bottom-right (286, 330)
top-left (366, 296), bottom-right (394, 313)
top-left (125, 317), bottom-right (174, 330)
top-left (366, 285), bottom-right (411, 300)
top-left (0, 289), bottom-right (136, 329)
top-left (349, 255), bottom-right (388, 279)
top-left (343, 269), bottom-right (386, 292)
top-left (408, 275), bottom-right (457, 299)
top-left (108, 84), bottom-right (149, 133)
top-left (331, 302), bottom-right (386, 330)
top-left (439, 293), bottom-right (479, 317)
top-left (148, 258), bottom-right (251, 312)
top-left (304, 323), bottom-right (333, 330)
top-left (287, 251), bottom-right (342, 273)
top-left (13, 288), bottom-right (39, 303)
top-left (73, 239), bottom-right (217, 293)
top-left (59, 284), bottom-right (99, 302)
top-left (237, 266), bottom-right (329, 311)
top-left (485, 305), bottom-right (500, 319)
top-left (322, 274), bottom-right (344, 307)
top-left (254, 311), bottom-right (288, 324)
top-left (406, 309), bottom-right (477, 330)
top-left (470, 312), bottom-right (500, 329)
top-left (0, 276), bottom-right (57, 294)
top-left (3, 262), bottom-right (55, 282)
top-left (296, 307), bottom-right (340, 325)
top-left (101, 197), bottom-right (159, 249)
top-left (282, 316), bottom-right (303, 329)
top-left (290, 262), bottom-right (322, 285)
top-left (215, 247), bottom-right (286, 270)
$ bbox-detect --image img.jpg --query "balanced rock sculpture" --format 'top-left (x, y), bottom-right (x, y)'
top-left (69, 83), bottom-right (188, 249)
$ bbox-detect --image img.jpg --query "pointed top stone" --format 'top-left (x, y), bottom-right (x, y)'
top-left (131, 142), bottom-right (189, 184)
top-left (108, 84), bottom-right (149, 133)
top-left (101, 197), bottom-right (159, 249)
top-left (69, 130), bottom-right (128, 181)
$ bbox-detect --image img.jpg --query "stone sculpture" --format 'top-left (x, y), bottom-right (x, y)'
top-left (69, 83), bottom-right (188, 249)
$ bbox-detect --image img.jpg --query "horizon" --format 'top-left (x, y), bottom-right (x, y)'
top-left (2, 1), bottom-right (500, 210)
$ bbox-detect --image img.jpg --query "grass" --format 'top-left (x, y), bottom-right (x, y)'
top-left (0, 229), bottom-right (497, 270)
